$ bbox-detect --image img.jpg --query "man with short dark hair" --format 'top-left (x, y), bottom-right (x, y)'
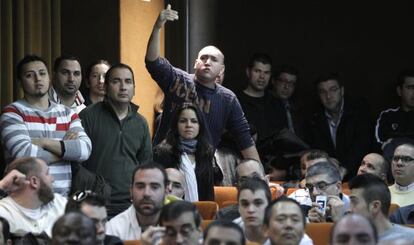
top-left (146, 5), bottom-right (259, 161)
top-left (106, 163), bottom-right (168, 240)
top-left (216, 159), bottom-right (283, 221)
top-left (388, 143), bottom-right (414, 207)
top-left (0, 157), bottom-right (67, 238)
top-left (263, 197), bottom-right (310, 245)
top-left (51, 212), bottom-right (96, 245)
top-left (159, 201), bottom-right (202, 245)
top-left (375, 69), bottom-right (414, 148)
top-left (269, 64), bottom-right (300, 134)
top-left (237, 53), bottom-right (279, 142)
top-left (330, 213), bottom-right (378, 245)
top-left (65, 191), bottom-right (122, 245)
top-left (305, 73), bottom-right (373, 180)
top-left (50, 55), bottom-right (86, 113)
top-left (349, 174), bottom-right (414, 242)
top-left (203, 220), bottom-right (245, 245)
top-left (80, 63), bottom-right (152, 217)
top-left (1, 55), bottom-right (92, 196)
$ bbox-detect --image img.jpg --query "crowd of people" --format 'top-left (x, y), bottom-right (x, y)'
top-left (0, 4), bottom-right (414, 245)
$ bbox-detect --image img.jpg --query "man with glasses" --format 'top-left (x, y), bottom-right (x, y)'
top-left (65, 190), bottom-right (122, 245)
top-left (304, 73), bottom-right (373, 180)
top-left (141, 200), bottom-right (202, 245)
top-left (389, 143), bottom-right (414, 207)
top-left (290, 161), bottom-right (349, 222)
top-left (269, 64), bottom-right (300, 135)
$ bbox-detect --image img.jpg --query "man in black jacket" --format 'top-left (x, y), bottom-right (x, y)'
top-left (305, 73), bottom-right (373, 180)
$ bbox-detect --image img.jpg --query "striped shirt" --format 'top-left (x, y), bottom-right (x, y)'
top-left (0, 99), bottom-right (92, 196)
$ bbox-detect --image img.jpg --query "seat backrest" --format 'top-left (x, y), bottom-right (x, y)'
top-left (193, 201), bottom-right (219, 220)
top-left (201, 219), bottom-right (213, 230)
top-left (388, 203), bottom-right (400, 215)
top-left (286, 188), bottom-right (299, 196)
top-left (305, 222), bottom-right (334, 245)
top-left (214, 186), bottom-right (238, 208)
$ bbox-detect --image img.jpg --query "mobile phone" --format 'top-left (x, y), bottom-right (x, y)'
top-left (315, 195), bottom-right (327, 216)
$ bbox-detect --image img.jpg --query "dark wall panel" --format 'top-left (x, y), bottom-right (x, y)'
top-left (61, 0), bottom-right (119, 70)
top-left (216, 1), bottom-right (414, 117)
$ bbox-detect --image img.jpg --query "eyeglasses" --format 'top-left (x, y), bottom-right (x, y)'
top-left (72, 190), bottom-right (97, 202)
top-left (165, 225), bottom-right (195, 238)
top-left (305, 180), bottom-right (337, 193)
top-left (392, 155), bottom-right (414, 164)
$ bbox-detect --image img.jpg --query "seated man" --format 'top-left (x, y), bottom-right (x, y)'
top-left (389, 143), bottom-right (414, 207)
top-left (290, 161), bottom-right (349, 223)
top-left (203, 220), bottom-right (245, 245)
top-left (295, 149), bottom-right (329, 188)
top-left (349, 174), bottom-right (414, 242)
top-left (357, 153), bottom-right (389, 183)
top-left (140, 200), bottom-right (202, 245)
top-left (0, 157), bottom-right (67, 238)
top-left (106, 162), bottom-right (168, 240)
top-left (65, 190), bottom-right (122, 245)
top-left (215, 159), bottom-right (283, 221)
top-left (51, 212), bottom-right (96, 245)
top-left (166, 168), bottom-right (186, 199)
top-left (233, 178), bottom-right (271, 244)
top-left (263, 197), bottom-right (311, 245)
top-left (330, 213), bottom-right (378, 245)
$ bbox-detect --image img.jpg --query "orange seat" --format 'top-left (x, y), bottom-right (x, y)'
top-left (214, 186), bottom-right (238, 208)
top-left (388, 203), bottom-right (400, 215)
top-left (305, 222), bottom-right (334, 245)
top-left (221, 200), bottom-right (238, 208)
top-left (124, 240), bottom-right (141, 245)
top-left (201, 219), bottom-right (214, 230)
top-left (286, 188), bottom-right (299, 196)
top-left (193, 201), bottom-right (218, 220)
top-left (270, 185), bottom-right (283, 200)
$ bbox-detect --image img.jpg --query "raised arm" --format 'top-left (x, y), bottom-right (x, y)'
top-left (145, 4), bottom-right (178, 62)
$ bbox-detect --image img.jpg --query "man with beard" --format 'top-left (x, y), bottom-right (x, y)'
top-left (106, 163), bottom-right (168, 240)
top-left (49, 55), bottom-right (86, 113)
top-left (0, 157), bottom-right (67, 239)
top-left (0, 55), bottom-right (92, 196)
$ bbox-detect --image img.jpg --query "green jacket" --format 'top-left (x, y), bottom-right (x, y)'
top-left (79, 101), bottom-right (152, 203)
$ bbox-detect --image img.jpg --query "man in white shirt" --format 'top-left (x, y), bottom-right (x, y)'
top-left (388, 143), bottom-right (414, 207)
top-left (0, 157), bottom-right (67, 238)
top-left (106, 162), bottom-right (168, 240)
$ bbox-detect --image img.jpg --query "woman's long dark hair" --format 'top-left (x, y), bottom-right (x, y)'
top-left (164, 103), bottom-right (214, 178)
